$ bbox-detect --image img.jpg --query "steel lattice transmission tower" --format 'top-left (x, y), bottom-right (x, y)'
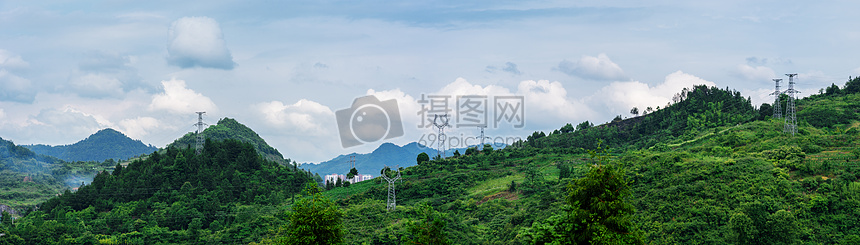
top-left (348, 155), bottom-right (356, 182)
top-left (770, 78), bottom-right (783, 119)
top-left (432, 114), bottom-right (450, 158)
top-left (783, 74), bottom-right (800, 135)
top-left (477, 126), bottom-right (491, 150)
top-left (195, 112), bottom-right (206, 155)
top-left (380, 165), bottom-right (402, 211)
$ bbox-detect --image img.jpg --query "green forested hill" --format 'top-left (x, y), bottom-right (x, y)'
top-left (316, 81), bottom-right (860, 244)
top-left (5, 139), bottom-right (313, 244)
top-left (3, 78), bottom-right (860, 244)
top-left (169, 117), bottom-right (289, 164)
top-left (24, 128), bottom-right (157, 162)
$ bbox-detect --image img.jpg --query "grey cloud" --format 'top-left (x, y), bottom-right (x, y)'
top-left (167, 17), bottom-right (236, 70)
top-left (502, 62), bottom-right (522, 75)
top-left (0, 69), bottom-right (35, 103)
top-left (746, 56), bottom-right (793, 66)
top-left (556, 54), bottom-right (627, 81)
top-left (485, 62), bottom-right (522, 75)
top-left (0, 49), bottom-right (29, 69)
top-left (63, 51), bottom-right (146, 99)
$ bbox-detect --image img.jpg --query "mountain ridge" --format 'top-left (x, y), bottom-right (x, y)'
top-left (302, 141), bottom-right (485, 176)
top-left (23, 128), bottom-right (157, 162)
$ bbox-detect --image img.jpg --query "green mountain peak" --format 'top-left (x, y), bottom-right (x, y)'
top-left (168, 117), bottom-right (287, 163)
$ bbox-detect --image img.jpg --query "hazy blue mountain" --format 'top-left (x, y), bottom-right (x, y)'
top-left (23, 128), bottom-right (157, 162)
top-left (302, 142), bottom-right (477, 176)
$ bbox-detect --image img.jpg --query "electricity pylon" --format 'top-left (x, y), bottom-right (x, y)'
top-left (432, 114), bottom-right (450, 158)
top-left (380, 165), bottom-right (402, 212)
top-left (195, 112), bottom-right (206, 155)
top-left (783, 74), bottom-right (799, 135)
top-left (770, 78), bottom-right (783, 119)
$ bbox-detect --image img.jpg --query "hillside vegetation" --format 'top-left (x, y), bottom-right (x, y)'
top-left (0, 138), bottom-right (118, 215)
top-left (315, 79), bottom-right (860, 244)
top-left (1, 78), bottom-right (859, 244)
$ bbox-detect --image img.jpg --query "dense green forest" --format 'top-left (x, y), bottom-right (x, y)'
top-left (24, 128), bottom-right (157, 162)
top-left (169, 118), bottom-right (290, 165)
top-left (1, 77), bottom-right (859, 244)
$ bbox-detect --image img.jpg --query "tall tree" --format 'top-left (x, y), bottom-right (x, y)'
top-left (404, 203), bottom-right (450, 245)
top-left (259, 183), bottom-right (344, 245)
top-left (417, 152), bottom-right (430, 165)
top-left (523, 142), bottom-right (643, 244)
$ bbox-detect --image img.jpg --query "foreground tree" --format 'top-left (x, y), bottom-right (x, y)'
top-left (404, 203), bottom-right (450, 245)
top-left (523, 142), bottom-right (643, 244)
top-left (256, 183), bottom-right (344, 245)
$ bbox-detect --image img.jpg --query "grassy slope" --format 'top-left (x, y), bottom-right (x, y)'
top-left (319, 93), bottom-right (860, 244)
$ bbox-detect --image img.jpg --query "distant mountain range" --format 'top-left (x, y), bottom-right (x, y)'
top-left (301, 142), bottom-right (482, 176)
top-left (168, 117), bottom-right (289, 164)
top-left (23, 128), bottom-right (157, 162)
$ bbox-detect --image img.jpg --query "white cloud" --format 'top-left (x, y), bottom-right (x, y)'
top-left (737, 64), bottom-right (776, 82)
top-left (149, 78), bottom-right (217, 114)
top-left (590, 71), bottom-right (717, 115)
top-left (0, 108), bottom-right (5, 119)
top-left (517, 80), bottom-right (593, 124)
top-left (119, 117), bottom-right (160, 139)
top-left (0, 49), bottom-right (29, 69)
top-left (556, 53), bottom-right (627, 81)
top-left (20, 107), bottom-right (111, 144)
top-left (437, 77), bottom-right (513, 96)
top-left (365, 88), bottom-right (421, 127)
top-left (167, 17), bottom-right (235, 69)
top-left (255, 99), bottom-right (335, 134)
top-left (0, 69), bottom-right (35, 103)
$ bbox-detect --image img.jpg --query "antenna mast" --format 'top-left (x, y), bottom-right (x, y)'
top-left (380, 165), bottom-right (402, 211)
top-left (195, 112), bottom-right (206, 155)
top-left (432, 114), bottom-right (450, 158)
top-left (783, 74), bottom-right (800, 135)
top-left (770, 78), bottom-right (783, 119)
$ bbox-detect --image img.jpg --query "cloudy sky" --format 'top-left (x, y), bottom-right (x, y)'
top-left (1, 1), bottom-right (859, 163)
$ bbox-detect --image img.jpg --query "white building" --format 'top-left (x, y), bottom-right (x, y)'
top-left (324, 173), bottom-right (373, 185)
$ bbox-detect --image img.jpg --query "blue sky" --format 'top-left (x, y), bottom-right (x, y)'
top-left (1, 0), bottom-right (859, 163)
